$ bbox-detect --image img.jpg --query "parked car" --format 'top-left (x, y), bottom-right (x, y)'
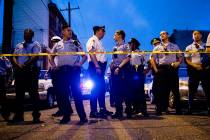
top-left (169, 68), bottom-right (206, 108)
top-left (146, 68), bottom-right (206, 108)
top-left (6, 70), bottom-right (54, 107)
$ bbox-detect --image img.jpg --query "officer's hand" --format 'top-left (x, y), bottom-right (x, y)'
top-left (193, 64), bottom-right (203, 71)
top-left (16, 64), bottom-right (24, 69)
top-left (114, 68), bottom-right (120, 75)
top-left (96, 68), bottom-right (102, 74)
top-left (154, 68), bottom-right (158, 74)
top-left (171, 62), bottom-right (180, 69)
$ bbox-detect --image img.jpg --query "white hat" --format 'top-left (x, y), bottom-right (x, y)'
top-left (51, 36), bottom-right (61, 41)
top-left (206, 33), bottom-right (210, 47)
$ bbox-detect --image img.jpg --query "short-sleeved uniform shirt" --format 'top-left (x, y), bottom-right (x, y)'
top-left (111, 41), bottom-right (130, 67)
top-left (152, 42), bottom-right (181, 65)
top-left (86, 35), bottom-right (107, 63)
top-left (185, 42), bottom-right (206, 65)
top-left (51, 39), bottom-right (84, 67)
top-left (130, 49), bottom-right (145, 66)
top-left (14, 41), bottom-right (41, 66)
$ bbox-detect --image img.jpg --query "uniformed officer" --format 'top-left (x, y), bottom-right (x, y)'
top-left (150, 31), bottom-right (182, 115)
top-left (86, 26), bottom-right (113, 118)
top-left (110, 30), bottom-right (131, 119)
top-left (48, 36), bottom-right (73, 117)
top-left (185, 31), bottom-right (210, 115)
top-left (0, 56), bottom-right (12, 121)
top-left (149, 38), bottom-right (161, 104)
top-left (12, 28), bottom-right (41, 123)
top-left (50, 25), bottom-right (88, 124)
top-left (128, 38), bottom-right (149, 117)
top-left (151, 38), bottom-right (161, 47)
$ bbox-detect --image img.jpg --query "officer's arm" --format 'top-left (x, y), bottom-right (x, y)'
top-left (118, 57), bottom-right (130, 68)
top-left (79, 54), bottom-right (87, 66)
top-left (185, 57), bottom-right (201, 68)
top-left (49, 56), bottom-right (56, 68)
top-left (49, 45), bottom-right (57, 68)
top-left (24, 43), bottom-right (40, 66)
top-left (12, 56), bottom-right (23, 68)
top-left (177, 49), bottom-right (183, 63)
top-left (24, 56), bottom-right (38, 66)
top-left (89, 48), bottom-right (100, 68)
top-left (150, 57), bottom-right (158, 73)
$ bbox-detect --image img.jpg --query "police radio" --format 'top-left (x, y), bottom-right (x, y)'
top-left (113, 48), bottom-right (118, 58)
top-left (72, 40), bottom-right (80, 46)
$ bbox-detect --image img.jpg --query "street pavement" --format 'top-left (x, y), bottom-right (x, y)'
top-left (0, 98), bottom-right (210, 140)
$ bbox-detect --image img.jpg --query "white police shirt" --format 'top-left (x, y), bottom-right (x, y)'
top-left (152, 42), bottom-right (181, 65)
top-left (130, 49), bottom-right (145, 66)
top-left (14, 41), bottom-right (41, 66)
top-left (52, 39), bottom-right (83, 67)
top-left (185, 42), bottom-right (206, 64)
top-left (86, 35), bottom-right (107, 63)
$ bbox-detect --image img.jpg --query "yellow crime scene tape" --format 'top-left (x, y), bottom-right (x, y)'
top-left (0, 51), bottom-right (210, 57)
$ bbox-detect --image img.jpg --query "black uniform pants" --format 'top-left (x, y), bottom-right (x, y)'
top-left (54, 66), bottom-right (86, 120)
top-left (14, 67), bottom-right (41, 118)
top-left (50, 69), bottom-right (73, 114)
top-left (152, 70), bottom-right (158, 104)
top-left (88, 62), bottom-right (107, 113)
top-left (111, 66), bottom-right (129, 115)
top-left (188, 68), bottom-right (210, 109)
top-left (129, 65), bottom-right (147, 113)
top-left (155, 65), bottom-right (181, 112)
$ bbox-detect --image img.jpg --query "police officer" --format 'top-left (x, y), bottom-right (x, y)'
top-left (151, 38), bottom-right (161, 47)
top-left (12, 28), bottom-right (41, 123)
top-left (110, 30), bottom-right (131, 119)
top-left (0, 56), bottom-right (12, 121)
top-left (48, 36), bottom-right (72, 117)
top-left (50, 25), bottom-right (87, 124)
top-left (86, 26), bottom-right (113, 118)
top-left (185, 31), bottom-right (210, 115)
top-left (149, 38), bottom-right (161, 104)
top-left (128, 38), bottom-right (149, 117)
top-left (150, 31), bottom-right (182, 115)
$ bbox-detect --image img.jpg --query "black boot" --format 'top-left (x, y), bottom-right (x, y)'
top-left (1, 112), bottom-right (10, 122)
top-left (112, 112), bottom-right (123, 119)
top-left (52, 110), bottom-right (63, 117)
top-left (10, 115), bottom-right (24, 123)
top-left (89, 111), bottom-right (98, 118)
top-left (32, 112), bottom-right (41, 124)
top-left (60, 116), bottom-right (70, 124)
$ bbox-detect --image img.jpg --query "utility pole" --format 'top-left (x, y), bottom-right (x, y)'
top-left (60, 1), bottom-right (79, 27)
